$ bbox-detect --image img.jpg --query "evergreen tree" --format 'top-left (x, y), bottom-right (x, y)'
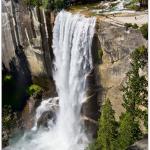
top-left (122, 46), bottom-right (148, 127)
top-left (118, 113), bottom-right (142, 150)
top-left (97, 99), bottom-right (118, 150)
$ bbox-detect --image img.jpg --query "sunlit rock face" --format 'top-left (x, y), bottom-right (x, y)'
top-left (2, 0), bottom-right (55, 78)
top-left (94, 21), bottom-right (147, 119)
top-left (2, 0), bottom-right (56, 110)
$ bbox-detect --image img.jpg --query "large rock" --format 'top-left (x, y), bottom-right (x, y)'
top-left (37, 111), bottom-right (56, 128)
top-left (127, 135), bottom-right (148, 150)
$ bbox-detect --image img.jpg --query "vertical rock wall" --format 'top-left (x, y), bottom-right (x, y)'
top-left (95, 21), bottom-right (147, 119)
top-left (2, 0), bottom-right (55, 79)
top-left (2, 0), bottom-right (56, 110)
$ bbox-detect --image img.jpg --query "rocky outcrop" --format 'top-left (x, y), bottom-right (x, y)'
top-left (2, 0), bottom-right (55, 78)
top-left (95, 21), bottom-right (147, 119)
top-left (2, 0), bottom-right (56, 110)
top-left (82, 19), bottom-right (147, 137)
top-left (127, 135), bottom-right (148, 150)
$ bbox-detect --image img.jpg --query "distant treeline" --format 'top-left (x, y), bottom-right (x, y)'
top-left (23, 0), bottom-right (148, 9)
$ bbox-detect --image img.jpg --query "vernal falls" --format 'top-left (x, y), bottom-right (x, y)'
top-left (4, 11), bottom-right (96, 150)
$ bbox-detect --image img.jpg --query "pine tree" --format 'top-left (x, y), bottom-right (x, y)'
top-left (122, 46), bottom-right (148, 127)
top-left (118, 113), bottom-right (142, 150)
top-left (96, 99), bottom-right (118, 150)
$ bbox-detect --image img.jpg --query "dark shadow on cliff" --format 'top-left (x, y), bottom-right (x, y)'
top-left (2, 45), bottom-right (32, 111)
top-left (81, 33), bottom-right (104, 138)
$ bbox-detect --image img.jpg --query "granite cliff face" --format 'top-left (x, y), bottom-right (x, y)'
top-left (81, 20), bottom-right (147, 137)
top-left (2, 0), bottom-right (147, 139)
top-left (2, 0), bottom-right (56, 110)
top-left (94, 21), bottom-right (147, 119)
top-left (2, 0), bottom-right (55, 78)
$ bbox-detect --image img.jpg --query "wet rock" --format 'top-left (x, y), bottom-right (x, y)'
top-left (37, 111), bottom-right (56, 128)
top-left (21, 93), bottom-right (42, 129)
top-left (127, 135), bottom-right (148, 150)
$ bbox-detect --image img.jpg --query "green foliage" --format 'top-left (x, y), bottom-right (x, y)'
top-left (132, 23), bottom-right (139, 29)
top-left (53, 0), bottom-right (64, 10)
top-left (86, 140), bottom-right (98, 150)
top-left (125, 0), bottom-right (148, 10)
top-left (2, 105), bottom-right (18, 147)
top-left (3, 75), bottom-right (13, 82)
top-left (87, 46), bottom-right (147, 150)
top-left (118, 113), bottom-right (142, 150)
top-left (97, 99), bottom-right (118, 150)
top-left (140, 23), bottom-right (148, 40)
top-left (95, 48), bottom-right (103, 64)
top-left (42, 0), bottom-right (49, 8)
top-left (122, 46), bottom-right (148, 120)
top-left (125, 3), bottom-right (140, 11)
top-left (27, 84), bottom-right (42, 96)
top-left (23, 0), bottom-right (65, 9)
top-left (98, 48), bottom-right (103, 59)
top-left (143, 111), bottom-right (148, 129)
top-left (124, 23), bottom-right (139, 30)
top-left (2, 105), bottom-right (17, 129)
top-left (23, 0), bottom-right (40, 6)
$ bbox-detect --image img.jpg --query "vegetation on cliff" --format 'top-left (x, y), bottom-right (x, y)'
top-left (87, 46), bottom-right (148, 150)
top-left (23, 0), bottom-right (67, 9)
top-left (122, 46), bottom-right (148, 129)
top-left (2, 105), bottom-right (18, 147)
top-left (140, 23), bottom-right (148, 40)
top-left (97, 99), bottom-right (118, 150)
top-left (118, 113), bottom-right (142, 150)
top-left (23, 0), bottom-right (148, 10)
top-left (27, 84), bottom-right (42, 96)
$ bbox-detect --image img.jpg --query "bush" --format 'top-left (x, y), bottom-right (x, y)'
top-left (23, 0), bottom-right (65, 9)
top-left (95, 48), bottom-right (103, 64)
top-left (98, 48), bottom-right (103, 59)
top-left (124, 23), bottom-right (139, 30)
top-left (140, 23), bottom-right (148, 40)
top-left (132, 23), bottom-right (139, 29)
top-left (27, 84), bottom-right (42, 96)
top-left (2, 105), bottom-right (18, 147)
top-left (23, 0), bottom-right (40, 6)
top-left (3, 75), bottom-right (13, 82)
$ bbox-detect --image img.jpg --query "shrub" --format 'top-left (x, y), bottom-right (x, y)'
top-left (124, 23), bottom-right (139, 30)
top-left (23, 0), bottom-right (39, 6)
top-left (27, 84), bottom-right (42, 96)
top-left (3, 75), bottom-right (12, 82)
top-left (98, 48), bottom-right (103, 59)
top-left (23, 0), bottom-right (65, 9)
top-left (2, 105), bottom-right (18, 147)
top-left (95, 48), bottom-right (103, 64)
top-left (132, 23), bottom-right (139, 29)
top-left (140, 23), bottom-right (148, 40)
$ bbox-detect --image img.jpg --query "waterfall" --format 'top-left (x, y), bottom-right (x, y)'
top-left (4, 11), bottom-right (96, 150)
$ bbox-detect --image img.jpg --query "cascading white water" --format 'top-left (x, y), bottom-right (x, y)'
top-left (4, 11), bottom-right (96, 150)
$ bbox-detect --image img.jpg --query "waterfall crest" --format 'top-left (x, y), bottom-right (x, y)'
top-left (4, 11), bottom-right (96, 150)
